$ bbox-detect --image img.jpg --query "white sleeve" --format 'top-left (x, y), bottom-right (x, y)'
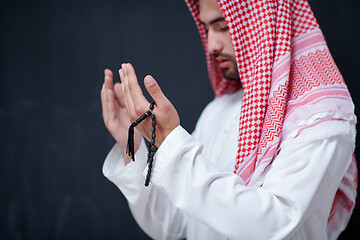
top-left (102, 138), bottom-right (187, 240)
top-left (148, 122), bottom-right (354, 239)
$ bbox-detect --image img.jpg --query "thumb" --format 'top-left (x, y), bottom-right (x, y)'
top-left (144, 75), bottom-right (168, 107)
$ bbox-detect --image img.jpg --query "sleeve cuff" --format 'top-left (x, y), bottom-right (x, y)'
top-left (103, 138), bottom-right (148, 184)
top-left (143, 125), bottom-right (198, 184)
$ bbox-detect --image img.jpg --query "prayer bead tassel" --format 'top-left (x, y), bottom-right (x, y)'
top-left (126, 122), bottom-right (137, 161)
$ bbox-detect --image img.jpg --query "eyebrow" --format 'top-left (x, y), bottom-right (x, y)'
top-left (199, 17), bottom-right (226, 26)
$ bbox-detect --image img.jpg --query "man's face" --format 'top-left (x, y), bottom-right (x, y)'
top-left (199, 0), bottom-right (240, 81)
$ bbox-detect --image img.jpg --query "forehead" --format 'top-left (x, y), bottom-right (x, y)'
top-left (199, 0), bottom-right (224, 23)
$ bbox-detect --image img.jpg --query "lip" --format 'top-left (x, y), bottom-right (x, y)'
top-left (216, 56), bottom-right (227, 62)
top-left (216, 57), bottom-right (231, 68)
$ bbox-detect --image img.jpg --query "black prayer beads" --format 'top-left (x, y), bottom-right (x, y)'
top-left (126, 101), bottom-right (156, 187)
top-left (145, 113), bottom-right (156, 186)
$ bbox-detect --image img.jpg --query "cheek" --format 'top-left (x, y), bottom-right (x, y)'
top-left (227, 41), bottom-right (235, 54)
top-left (224, 33), bottom-right (236, 54)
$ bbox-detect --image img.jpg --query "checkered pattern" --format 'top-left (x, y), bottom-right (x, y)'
top-left (185, 0), bottom-right (357, 236)
top-left (187, 0), bottom-right (299, 176)
top-left (291, 0), bottom-right (319, 37)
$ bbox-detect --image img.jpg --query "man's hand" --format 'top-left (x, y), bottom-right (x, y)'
top-left (120, 63), bottom-right (180, 147)
top-left (100, 69), bottom-right (142, 165)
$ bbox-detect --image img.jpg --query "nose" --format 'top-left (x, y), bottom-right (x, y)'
top-left (207, 31), bottom-right (223, 55)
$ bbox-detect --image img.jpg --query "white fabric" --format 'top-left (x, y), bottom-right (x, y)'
top-left (103, 90), bottom-right (355, 240)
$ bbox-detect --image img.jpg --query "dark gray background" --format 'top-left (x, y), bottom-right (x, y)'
top-left (0, 0), bottom-right (359, 239)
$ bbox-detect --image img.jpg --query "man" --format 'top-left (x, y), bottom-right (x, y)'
top-left (100, 0), bottom-right (357, 239)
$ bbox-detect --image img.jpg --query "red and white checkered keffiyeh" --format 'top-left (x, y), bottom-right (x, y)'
top-left (185, 0), bottom-right (357, 238)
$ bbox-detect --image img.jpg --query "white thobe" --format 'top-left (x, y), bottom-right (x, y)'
top-left (103, 90), bottom-right (355, 240)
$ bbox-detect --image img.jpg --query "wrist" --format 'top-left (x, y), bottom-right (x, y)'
top-left (157, 124), bottom-right (180, 147)
top-left (122, 151), bottom-right (132, 165)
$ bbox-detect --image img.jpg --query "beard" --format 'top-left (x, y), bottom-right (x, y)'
top-left (222, 66), bottom-right (240, 81)
top-left (215, 53), bottom-right (240, 81)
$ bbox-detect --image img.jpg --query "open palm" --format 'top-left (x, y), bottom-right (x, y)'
top-left (101, 69), bottom-right (142, 164)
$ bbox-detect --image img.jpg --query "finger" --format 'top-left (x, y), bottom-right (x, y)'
top-left (144, 75), bottom-right (169, 108)
top-left (120, 69), bottom-right (129, 109)
top-left (104, 69), bottom-right (114, 90)
top-left (120, 65), bottom-right (135, 114)
top-left (101, 83), bottom-right (108, 121)
top-left (102, 69), bottom-right (113, 120)
top-left (103, 69), bottom-right (120, 121)
top-left (122, 64), bottom-right (150, 121)
top-left (114, 82), bottom-right (126, 108)
top-left (124, 63), bottom-right (149, 110)
top-left (106, 89), bottom-right (117, 121)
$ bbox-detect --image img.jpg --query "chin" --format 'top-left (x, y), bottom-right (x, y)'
top-left (223, 68), bottom-right (240, 81)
